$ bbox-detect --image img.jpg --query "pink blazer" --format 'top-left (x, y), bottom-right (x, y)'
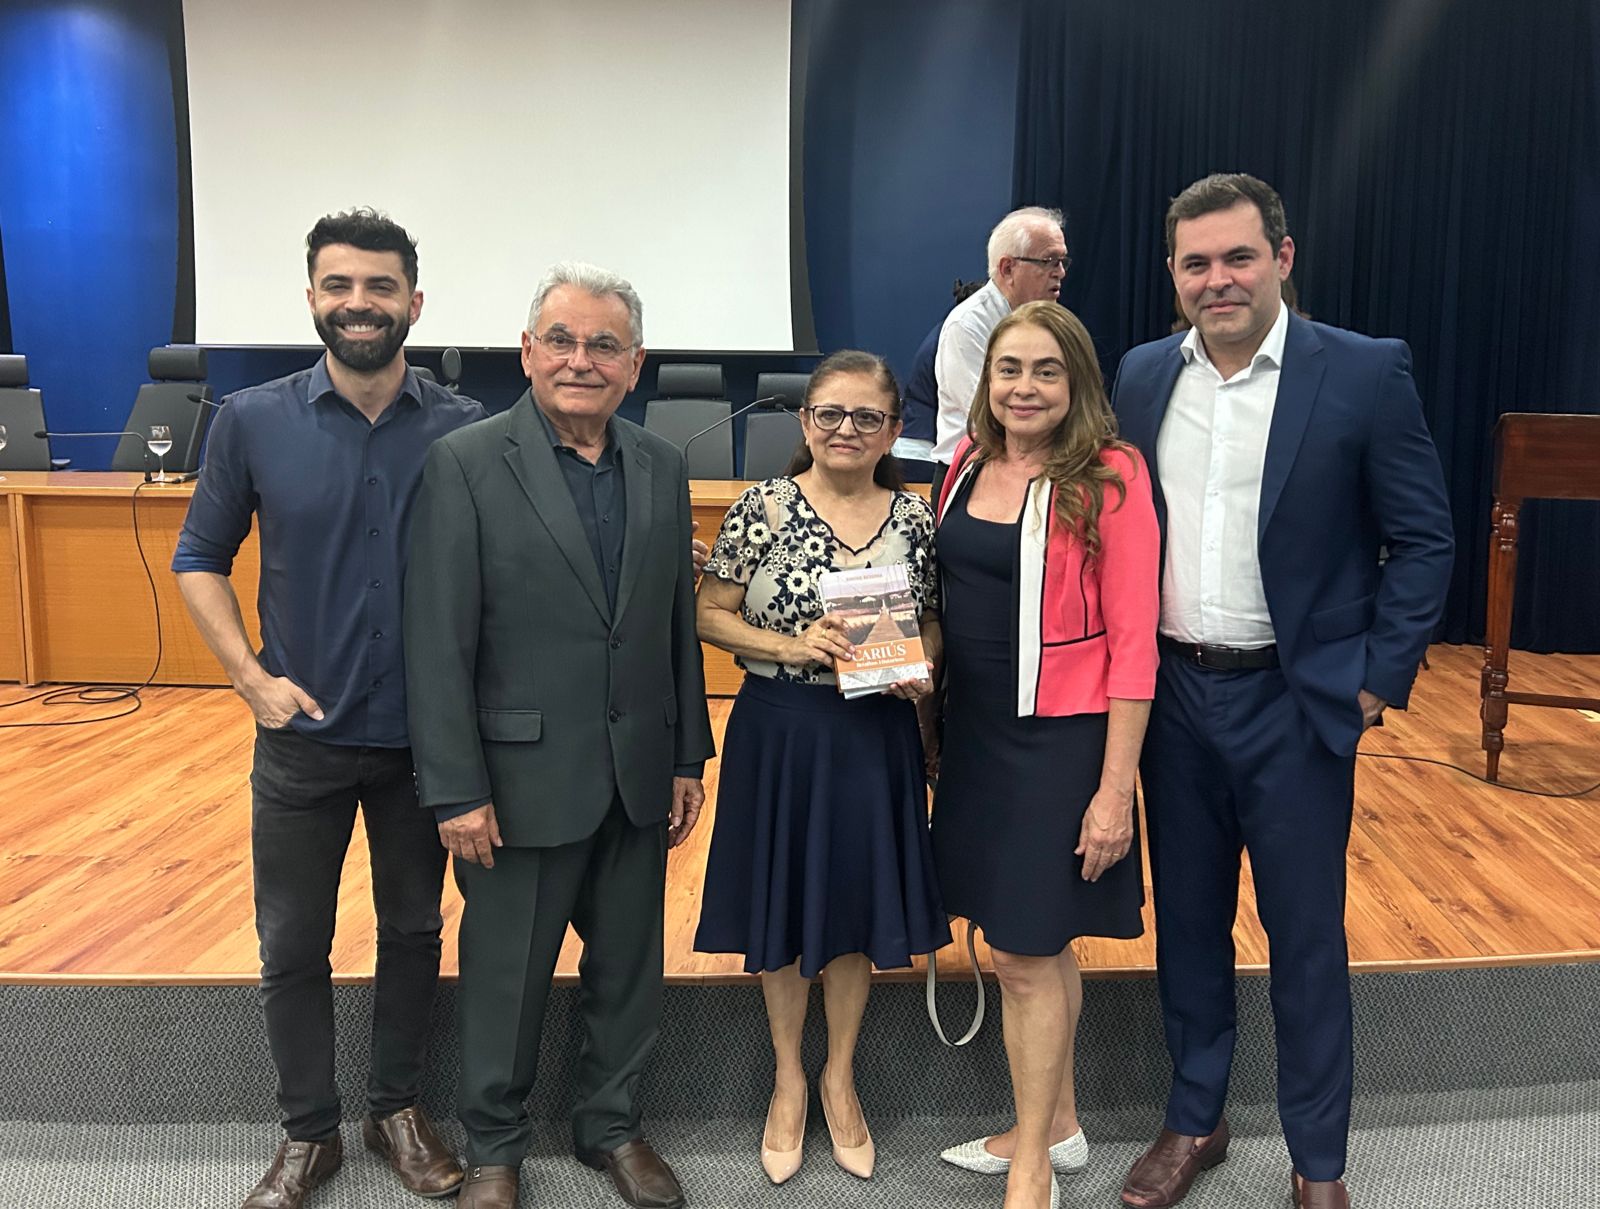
top-left (937, 437), bottom-right (1159, 717)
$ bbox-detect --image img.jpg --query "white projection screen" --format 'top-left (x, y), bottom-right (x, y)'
top-left (183, 0), bottom-right (801, 351)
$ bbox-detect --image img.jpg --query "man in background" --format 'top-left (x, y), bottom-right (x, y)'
top-left (931, 205), bottom-right (1069, 496)
top-left (896, 277), bottom-right (983, 478)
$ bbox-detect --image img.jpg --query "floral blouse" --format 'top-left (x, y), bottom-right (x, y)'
top-left (703, 477), bottom-right (939, 685)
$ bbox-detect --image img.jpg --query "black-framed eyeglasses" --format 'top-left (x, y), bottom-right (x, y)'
top-left (804, 405), bottom-right (898, 435)
top-left (532, 330), bottom-right (636, 365)
top-left (1014, 254), bottom-right (1071, 273)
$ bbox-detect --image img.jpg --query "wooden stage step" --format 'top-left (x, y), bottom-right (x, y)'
top-left (2, 644), bottom-right (1597, 985)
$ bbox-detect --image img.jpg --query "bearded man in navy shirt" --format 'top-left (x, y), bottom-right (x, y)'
top-left (174, 208), bottom-right (485, 1209)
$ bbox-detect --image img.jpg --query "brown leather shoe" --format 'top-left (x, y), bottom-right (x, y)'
top-left (578, 1137), bottom-right (686, 1209)
top-left (362, 1105), bottom-right (464, 1197)
top-left (1293, 1171), bottom-right (1351, 1208)
top-left (457, 1164), bottom-right (520, 1209)
top-left (1120, 1118), bottom-right (1230, 1207)
top-left (241, 1133), bottom-right (343, 1209)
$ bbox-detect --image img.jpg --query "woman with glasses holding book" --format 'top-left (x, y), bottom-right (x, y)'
top-left (930, 302), bottom-right (1159, 1209)
top-left (694, 350), bottom-right (949, 1186)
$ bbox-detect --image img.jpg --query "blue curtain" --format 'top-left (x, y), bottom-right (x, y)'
top-left (1015, 0), bottom-right (1600, 652)
top-left (0, 1), bottom-right (182, 467)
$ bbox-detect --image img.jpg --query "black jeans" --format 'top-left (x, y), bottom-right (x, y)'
top-left (249, 726), bottom-right (446, 1140)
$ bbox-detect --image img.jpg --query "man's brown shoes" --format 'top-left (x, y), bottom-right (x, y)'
top-left (458, 1164), bottom-right (520, 1209)
top-left (1120, 1118), bottom-right (1230, 1207)
top-left (1293, 1170), bottom-right (1351, 1208)
top-left (361, 1105), bottom-right (464, 1197)
top-left (578, 1137), bottom-right (686, 1209)
top-left (241, 1134), bottom-right (343, 1209)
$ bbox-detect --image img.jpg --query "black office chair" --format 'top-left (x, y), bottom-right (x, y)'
top-left (742, 410), bottom-right (803, 480)
top-left (755, 372), bottom-right (812, 414)
top-left (0, 354), bottom-right (54, 471)
top-left (112, 346), bottom-right (213, 474)
top-left (411, 365), bottom-right (438, 384)
top-left (643, 363), bottom-right (732, 478)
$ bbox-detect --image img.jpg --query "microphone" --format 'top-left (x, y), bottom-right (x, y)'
top-left (35, 429), bottom-right (163, 482)
top-left (35, 429), bottom-right (150, 441)
top-left (683, 395), bottom-right (783, 469)
top-left (186, 392), bottom-right (224, 409)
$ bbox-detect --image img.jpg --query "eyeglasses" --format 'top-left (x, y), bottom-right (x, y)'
top-left (804, 405), bottom-right (898, 435)
top-left (531, 330), bottom-right (636, 365)
top-left (1014, 254), bottom-right (1071, 273)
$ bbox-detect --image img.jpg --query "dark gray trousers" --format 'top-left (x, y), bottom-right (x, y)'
top-left (249, 726), bottom-right (446, 1140)
top-left (454, 798), bottom-right (667, 1166)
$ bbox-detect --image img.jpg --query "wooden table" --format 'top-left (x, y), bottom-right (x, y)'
top-left (1480, 413), bottom-right (1600, 780)
top-left (0, 473), bottom-right (765, 692)
top-left (0, 473), bottom-right (254, 686)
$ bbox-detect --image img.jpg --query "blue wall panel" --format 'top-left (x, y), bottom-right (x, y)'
top-left (0, 2), bottom-right (179, 468)
top-left (802, 0), bottom-right (1022, 382)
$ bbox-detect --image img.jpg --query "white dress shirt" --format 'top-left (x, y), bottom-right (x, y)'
top-left (932, 279), bottom-right (1011, 463)
top-left (1155, 302), bottom-right (1290, 647)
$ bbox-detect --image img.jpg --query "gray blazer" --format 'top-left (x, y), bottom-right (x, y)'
top-left (403, 392), bottom-right (715, 848)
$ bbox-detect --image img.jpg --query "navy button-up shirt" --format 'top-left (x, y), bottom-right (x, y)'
top-left (172, 357), bottom-right (486, 747)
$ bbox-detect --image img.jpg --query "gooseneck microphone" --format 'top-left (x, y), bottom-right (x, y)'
top-left (34, 429), bottom-right (169, 481)
top-left (35, 428), bottom-right (149, 441)
top-left (186, 392), bottom-right (225, 409)
top-left (682, 395), bottom-right (784, 469)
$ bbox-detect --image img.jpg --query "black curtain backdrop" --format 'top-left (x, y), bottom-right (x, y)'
top-left (1016, 0), bottom-right (1600, 652)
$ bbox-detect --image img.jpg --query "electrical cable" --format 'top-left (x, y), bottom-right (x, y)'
top-left (1357, 750), bottom-right (1600, 799)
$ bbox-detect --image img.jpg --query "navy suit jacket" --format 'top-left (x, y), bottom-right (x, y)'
top-left (1110, 312), bottom-right (1454, 757)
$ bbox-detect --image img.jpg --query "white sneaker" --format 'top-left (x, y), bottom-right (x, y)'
top-left (939, 1129), bottom-right (1088, 1175)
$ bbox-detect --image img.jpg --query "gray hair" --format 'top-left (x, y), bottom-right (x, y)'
top-left (986, 206), bottom-right (1065, 277)
top-left (525, 261), bottom-right (644, 346)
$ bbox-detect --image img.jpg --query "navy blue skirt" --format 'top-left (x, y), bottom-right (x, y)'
top-left (695, 675), bottom-right (951, 978)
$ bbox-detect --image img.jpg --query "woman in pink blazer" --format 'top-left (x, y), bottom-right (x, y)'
top-left (929, 302), bottom-right (1159, 1209)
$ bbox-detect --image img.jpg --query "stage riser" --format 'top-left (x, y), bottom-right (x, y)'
top-left (5, 965), bottom-right (1595, 1124)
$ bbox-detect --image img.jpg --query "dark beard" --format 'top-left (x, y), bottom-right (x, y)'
top-left (314, 309), bottom-right (410, 373)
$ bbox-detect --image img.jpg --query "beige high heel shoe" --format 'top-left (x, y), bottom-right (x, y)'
top-left (760, 1089), bottom-right (807, 1184)
top-left (818, 1064), bottom-right (875, 1179)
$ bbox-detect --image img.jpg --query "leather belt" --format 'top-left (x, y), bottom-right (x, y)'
top-left (1158, 634), bottom-right (1279, 671)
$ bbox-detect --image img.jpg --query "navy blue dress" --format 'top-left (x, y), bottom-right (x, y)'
top-left (930, 478), bottom-right (1144, 955)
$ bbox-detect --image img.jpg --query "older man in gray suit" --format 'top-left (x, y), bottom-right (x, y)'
top-left (404, 262), bottom-right (715, 1209)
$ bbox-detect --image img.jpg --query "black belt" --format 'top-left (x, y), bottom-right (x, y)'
top-left (1158, 634), bottom-right (1279, 671)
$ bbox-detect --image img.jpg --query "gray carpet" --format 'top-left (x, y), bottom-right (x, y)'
top-left (4, 964), bottom-right (1597, 1123)
top-left (2, 1080), bottom-right (1595, 1207)
top-left (4, 965), bottom-right (1595, 1205)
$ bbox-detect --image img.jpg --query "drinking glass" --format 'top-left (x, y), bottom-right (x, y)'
top-left (0, 422), bottom-right (7, 481)
top-left (148, 424), bottom-right (173, 482)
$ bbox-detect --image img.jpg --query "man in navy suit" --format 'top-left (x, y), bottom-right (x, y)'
top-left (1110, 174), bottom-right (1453, 1209)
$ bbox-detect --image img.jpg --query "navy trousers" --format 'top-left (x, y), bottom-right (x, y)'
top-left (1140, 654), bottom-right (1355, 1181)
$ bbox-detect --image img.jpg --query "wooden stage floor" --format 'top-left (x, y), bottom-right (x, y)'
top-left (2, 644), bottom-right (1597, 985)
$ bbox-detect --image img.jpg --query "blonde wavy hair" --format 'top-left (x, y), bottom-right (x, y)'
top-left (967, 301), bottom-right (1131, 559)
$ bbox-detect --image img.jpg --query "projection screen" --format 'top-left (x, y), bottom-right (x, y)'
top-left (183, 0), bottom-right (802, 351)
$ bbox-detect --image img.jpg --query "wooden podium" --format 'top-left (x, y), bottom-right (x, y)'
top-left (1480, 413), bottom-right (1600, 780)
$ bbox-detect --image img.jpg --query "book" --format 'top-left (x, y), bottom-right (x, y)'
top-left (817, 564), bottom-right (928, 698)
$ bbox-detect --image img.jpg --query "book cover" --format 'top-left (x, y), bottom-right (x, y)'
top-left (817, 564), bottom-right (927, 698)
